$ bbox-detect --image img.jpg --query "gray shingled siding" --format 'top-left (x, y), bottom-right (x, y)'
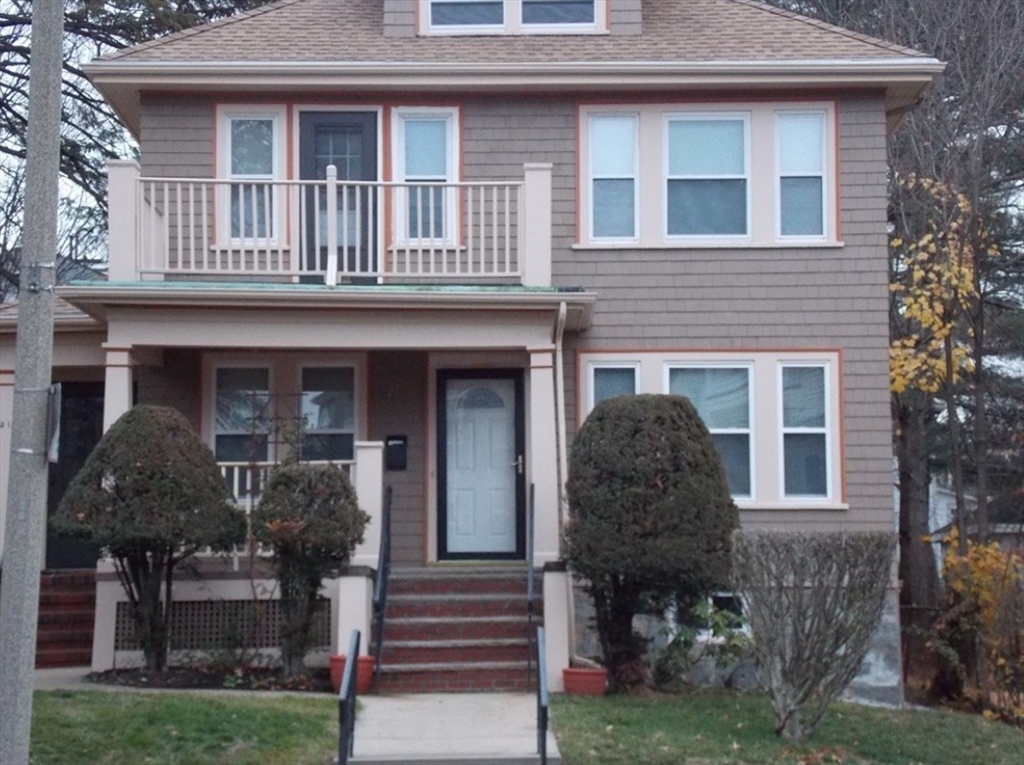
top-left (138, 95), bottom-right (213, 178)
top-left (610, 0), bottom-right (643, 35)
top-left (382, 0), bottom-right (415, 38)
top-left (368, 351), bottom-right (428, 566)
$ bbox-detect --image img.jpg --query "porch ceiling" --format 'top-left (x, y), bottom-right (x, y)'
top-left (56, 282), bottom-right (595, 350)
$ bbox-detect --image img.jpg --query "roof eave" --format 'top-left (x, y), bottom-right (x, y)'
top-left (85, 57), bottom-right (944, 138)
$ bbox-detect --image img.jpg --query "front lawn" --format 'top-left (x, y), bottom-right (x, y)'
top-left (30, 691), bottom-right (336, 765)
top-left (552, 690), bottom-right (1024, 765)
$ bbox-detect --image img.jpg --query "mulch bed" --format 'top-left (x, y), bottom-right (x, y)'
top-left (88, 665), bottom-right (333, 693)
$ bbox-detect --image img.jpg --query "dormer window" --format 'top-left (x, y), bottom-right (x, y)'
top-left (423, 0), bottom-right (605, 35)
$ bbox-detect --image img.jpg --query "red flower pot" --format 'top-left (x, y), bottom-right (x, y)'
top-left (563, 666), bottom-right (608, 695)
top-left (330, 654), bottom-right (375, 695)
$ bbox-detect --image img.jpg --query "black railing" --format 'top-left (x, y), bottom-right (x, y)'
top-left (337, 629), bottom-right (360, 765)
top-left (526, 483), bottom-right (537, 687)
top-left (536, 625), bottom-right (549, 765)
top-left (372, 486), bottom-right (393, 686)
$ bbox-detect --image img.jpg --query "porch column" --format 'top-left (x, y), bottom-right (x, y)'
top-left (528, 348), bottom-right (559, 564)
top-left (102, 346), bottom-right (133, 432)
top-left (522, 163), bottom-right (552, 287)
top-left (350, 441), bottom-right (384, 568)
top-left (107, 160), bottom-right (139, 282)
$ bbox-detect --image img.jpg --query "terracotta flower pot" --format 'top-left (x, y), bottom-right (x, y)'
top-left (330, 654), bottom-right (375, 695)
top-left (563, 666), bottom-right (608, 695)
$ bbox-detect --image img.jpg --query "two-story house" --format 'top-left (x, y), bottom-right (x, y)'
top-left (0, 0), bottom-right (940, 699)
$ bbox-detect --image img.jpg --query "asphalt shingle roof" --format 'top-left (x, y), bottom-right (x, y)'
top-left (99, 0), bottom-right (928, 65)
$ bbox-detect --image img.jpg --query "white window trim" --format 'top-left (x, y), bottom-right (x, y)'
top-left (777, 361), bottom-right (833, 502)
top-left (298, 362), bottom-right (358, 462)
top-left (576, 101), bottom-right (838, 249)
top-left (210, 361), bottom-right (275, 463)
top-left (579, 350), bottom-right (845, 509)
top-left (391, 106), bottom-right (460, 246)
top-left (204, 353), bottom-right (367, 466)
top-left (663, 112), bottom-right (752, 243)
top-left (420, 0), bottom-right (607, 35)
top-left (215, 105), bottom-right (287, 247)
top-left (774, 110), bottom-right (829, 242)
top-left (664, 362), bottom-right (754, 501)
top-left (586, 113), bottom-right (640, 243)
top-left (587, 360), bottom-right (640, 411)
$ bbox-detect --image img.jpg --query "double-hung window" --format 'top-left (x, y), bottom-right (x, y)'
top-left (777, 112), bottom-right (826, 238)
top-left (215, 366), bottom-right (271, 463)
top-left (666, 114), bottom-right (749, 237)
top-left (393, 108), bottom-right (458, 243)
top-left (589, 362), bottom-right (639, 409)
top-left (579, 351), bottom-right (842, 507)
top-left (425, 0), bottom-right (602, 33)
top-left (780, 364), bottom-right (830, 498)
top-left (300, 366), bottom-right (355, 461)
top-left (668, 365), bottom-right (752, 498)
top-left (589, 115), bottom-right (638, 240)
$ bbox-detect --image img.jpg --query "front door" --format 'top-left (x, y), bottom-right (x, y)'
top-left (298, 111), bottom-right (378, 281)
top-left (438, 371), bottom-right (525, 560)
top-left (46, 382), bottom-right (103, 569)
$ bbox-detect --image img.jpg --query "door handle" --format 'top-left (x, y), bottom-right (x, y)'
top-left (512, 454), bottom-right (523, 474)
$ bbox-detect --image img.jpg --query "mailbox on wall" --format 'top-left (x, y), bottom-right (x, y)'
top-left (384, 435), bottom-right (407, 471)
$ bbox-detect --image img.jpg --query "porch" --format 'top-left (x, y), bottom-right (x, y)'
top-left (106, 160), bottom-right (553, 287)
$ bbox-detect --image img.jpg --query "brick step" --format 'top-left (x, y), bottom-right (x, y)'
top-left (35, 647), bottom-right (92, 669)
top-left (389, 571), bottom-right (540, 597)
top-left (38, 591), bottom-right (95, 608)
top-left (37, 608), bottom-right (95, 627)
top-left (383, 638), bottom-right (529, 665)
top-left (376, 662), bottom-right (534, 693)
top-left (40, 572), bottom-right (96, 587)
top-left (36, 627), bottom-right (94, 647)
top-left (386, 594), bottom-right (529, 619)
top-left (382, 615), bottom-right (539, 642)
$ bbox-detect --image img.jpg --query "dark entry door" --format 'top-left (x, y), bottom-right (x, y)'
top-left (46, 382), bottom-right (103, 569)
top-left (299, 111), bottom-right (378, 282)
top-left (437, 370), bottom-right (525, 560)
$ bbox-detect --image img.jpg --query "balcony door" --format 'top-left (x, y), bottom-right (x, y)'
top-left (299, 112), bottom-right (378, 282)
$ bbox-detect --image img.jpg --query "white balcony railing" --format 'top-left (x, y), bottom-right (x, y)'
top-left (206, 441), bottom-right (385, 570)
top-left (107, 160), bottom-right (553, 287)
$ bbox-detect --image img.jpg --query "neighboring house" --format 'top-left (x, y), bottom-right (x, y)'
top-left (0, 0), bottom-right (941, 699)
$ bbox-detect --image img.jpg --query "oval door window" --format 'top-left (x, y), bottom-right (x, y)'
top-left (457, 386), bottom-right (506, 410)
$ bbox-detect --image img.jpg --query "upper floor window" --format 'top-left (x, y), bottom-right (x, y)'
top-left (392, 107), bottom-right (459, 244)
top-left (423, 0), bottom-right (605, 34)
top-left (579, 102), bottom-right (836, 248)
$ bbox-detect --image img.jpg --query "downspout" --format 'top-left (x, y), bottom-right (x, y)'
top-left (552, 301), bottom-right (594, 668)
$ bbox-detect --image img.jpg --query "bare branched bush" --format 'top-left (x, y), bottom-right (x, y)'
top-left (731, 530), bottom-right (895, 740)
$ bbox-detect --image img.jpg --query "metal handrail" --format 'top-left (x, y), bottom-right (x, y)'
top-left (526, 483), bottom-right (537, 687)
top-left (536, 626), bottom-right (549, 765)
top-left (337, 629), bottom-right (360, 765)
top-left (372, 486), bottom-right (393, 687)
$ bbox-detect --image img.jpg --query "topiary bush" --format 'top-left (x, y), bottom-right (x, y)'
top-left (253, 463), bottom-right (369, 677)
top-left (52, 405), bottom-right (246, 672)
top-left (731, 530), bottom-right (895, 740)
top-left (565, 394), bottom-right (739, 690)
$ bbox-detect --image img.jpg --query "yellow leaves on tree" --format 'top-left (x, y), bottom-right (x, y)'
top-left (941, 529), bottom-right (1024, 722)
top-left (889, 174), bottom-right (981, 395)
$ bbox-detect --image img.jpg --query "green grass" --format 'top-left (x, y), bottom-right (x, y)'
top-left (551, 690), bottom-right (1024, 765)
top-left (30, 691), bottom-right (336, 765)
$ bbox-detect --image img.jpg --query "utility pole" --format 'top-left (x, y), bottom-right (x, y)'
top-left (0, 1), bottom-right (64, 762)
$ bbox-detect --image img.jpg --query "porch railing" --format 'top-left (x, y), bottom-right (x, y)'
top-left (135, 173), bottom-right (522, 282)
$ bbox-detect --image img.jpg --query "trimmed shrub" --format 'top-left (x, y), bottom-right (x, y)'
top-left (731, 530), bottom-right (895, 740)
top-left (52, 405), bottom-right (245, 672)
top-left (565, 394), bottom-right (739, 690)
top-left (253, 463), bottom-right (369, 677)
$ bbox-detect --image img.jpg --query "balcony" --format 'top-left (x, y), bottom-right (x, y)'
top-left (107, 161), bottom-right (552, 287)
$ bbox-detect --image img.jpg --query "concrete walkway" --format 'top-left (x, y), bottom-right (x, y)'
top-left (352, 692), bottom-right (560, 765)
top-left (36, 669), bottom-right (560, 764)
